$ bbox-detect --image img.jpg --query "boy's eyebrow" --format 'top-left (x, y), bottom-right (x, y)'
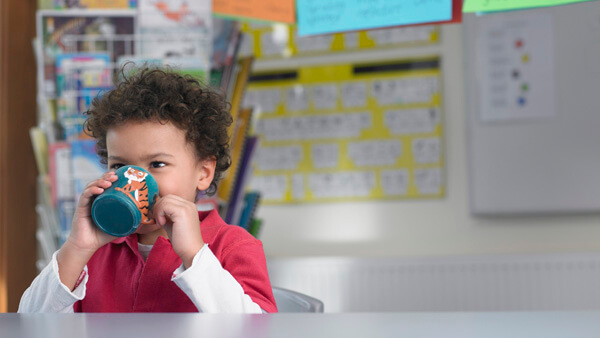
top-left (108, 153), bottom-right (174, 162)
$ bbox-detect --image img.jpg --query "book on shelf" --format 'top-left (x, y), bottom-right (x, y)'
top-left (29, 127), bottom-right (49, 176)
top-left (48, 141), bottom-right (73, 207)
top-left (226, 56), bottom-right (253, 121)
top-left (39, 13), bottom-right (136, 98)
top-left (218, 107), bottom-right (254, 204)
top-left (36, 204), bottom-right (60, 263)
top-left (211, 17), bottom-right (243, 91)
top-left (53, 0), bottom-right (137, 9)
top-left (48, 141), bottom-right (75, 242)
top-left (71, 139), bottom-right (105, 203)
top-left (55, 53), bottom-right (113, 140)
top-left (237, 191), bottom-right (261, 230)
top-left (225, 136), bottom-right (259, 225)
top-left (35, 174), bottom-right (61, 261)
top-left (247, 218), bottom-right (263, 238)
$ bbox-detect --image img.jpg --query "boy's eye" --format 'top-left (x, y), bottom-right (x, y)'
top-left (110, 163), bottom-right (124, 170)
top-left (150, 161), bottom-right (166, 169)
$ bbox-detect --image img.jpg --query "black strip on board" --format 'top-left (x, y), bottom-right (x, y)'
top-left (353, 59), bottom-right (439, 75)
top-left (248, 71), bottom-right (298, 82)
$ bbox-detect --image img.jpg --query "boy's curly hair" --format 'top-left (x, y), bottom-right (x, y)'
top-left (84, 65), bottom-right (233, 196)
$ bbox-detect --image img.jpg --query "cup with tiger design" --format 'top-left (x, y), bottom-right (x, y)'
top-left (91, 165), bottom-right (159, 237)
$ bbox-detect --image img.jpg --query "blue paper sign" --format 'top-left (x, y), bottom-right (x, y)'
top-left (297, 0), bottom-right (453, 36)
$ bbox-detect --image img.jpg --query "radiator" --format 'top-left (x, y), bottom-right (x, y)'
top-left (266, 253), bottom-right (600, 312)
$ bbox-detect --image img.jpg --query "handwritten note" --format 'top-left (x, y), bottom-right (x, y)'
top-left (312, 84), bottom-right (338, 110)
top-left (371, 76), bottom-right (439, 105)
top-left (255, 113), bottom-right (371, 141)
top-left (292, 174), bottom-right (305, 199)
top-left (414, 168), bottom-right (442, 195)
top-left (381, 170), bottom-right (409, 196)
top-left (286, 86), bottom-right (309, 112)
top-left (243, 88), bottom-right (281, 114)
top-left (412, 138), bottom-right (441, 164)
top-left (463, 0), bottom-right (595, 13)
top-left (213, 0), bottom-right (295, 23)
top-left (249, 175), bottom-right (287, 200)
top-left (312, 143), bottom-right (340, 168)
top-left (309, 172), bottom-right (375, 198)
top-left (348, 140), bottom-right (403, 167)
top-left (297, 0), bottom-right (452, 36)
top-left (255, 145), bottom-right (302, 170)
top-left (385, 108), bottom-right (440, 135)
top-left (342, 82), bottom-right (367, 108)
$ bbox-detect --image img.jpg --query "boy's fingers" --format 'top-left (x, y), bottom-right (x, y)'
top-left (152, 196), bottom-right (194, 227)
top-left (79, 176), bottom-right (115, 205)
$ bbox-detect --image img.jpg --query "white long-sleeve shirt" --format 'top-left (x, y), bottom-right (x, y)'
top-left (18, 244), bottom-right (263, 313)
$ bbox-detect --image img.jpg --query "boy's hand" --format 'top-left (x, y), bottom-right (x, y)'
top-left (57, 171), bottom-right (118, 290)
top-left (153, 194), bottom-right (205, 269)
top-left (66, 171), bottom-right (119, 253)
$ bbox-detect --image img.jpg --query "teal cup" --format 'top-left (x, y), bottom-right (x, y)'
top-left (91, 165), bottom-right (159, 237)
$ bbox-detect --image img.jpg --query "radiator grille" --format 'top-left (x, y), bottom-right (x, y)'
top-left (267, 253), bottom-right (600, 312)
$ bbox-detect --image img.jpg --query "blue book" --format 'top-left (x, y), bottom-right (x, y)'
top-left (237, 192), bottom-right (261, 230)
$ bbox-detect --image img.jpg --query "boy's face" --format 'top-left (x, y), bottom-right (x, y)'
top-left (106, 120), bottom-right (215, 234)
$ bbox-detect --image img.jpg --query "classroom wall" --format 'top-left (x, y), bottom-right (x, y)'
top-left (256, 24), bottom-right (600, 258)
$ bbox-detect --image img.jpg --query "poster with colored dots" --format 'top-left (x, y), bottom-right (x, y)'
top-left (477, 12), bottom-right (556, 122)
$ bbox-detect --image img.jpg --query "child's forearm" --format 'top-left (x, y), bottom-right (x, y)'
top-left (56, 241), bottom-right (95, 291)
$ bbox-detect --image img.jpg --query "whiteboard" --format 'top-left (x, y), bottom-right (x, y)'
top-left (464, 2), bottom-right (600, 215)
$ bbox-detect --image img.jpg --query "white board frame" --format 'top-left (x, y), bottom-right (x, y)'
top-left (464, 2), bottom-right (600, 215)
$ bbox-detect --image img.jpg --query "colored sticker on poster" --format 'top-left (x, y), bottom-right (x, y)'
top-left (214, 0), bottom-right (295, 23)
top-left (463, 0), bottom-right (598, 12)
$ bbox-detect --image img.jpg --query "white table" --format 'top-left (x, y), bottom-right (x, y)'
top-left (2, 312), bottom-right (600, 338)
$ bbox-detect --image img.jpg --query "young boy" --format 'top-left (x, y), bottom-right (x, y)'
top-left (19, 66), bottom-right (278, 313)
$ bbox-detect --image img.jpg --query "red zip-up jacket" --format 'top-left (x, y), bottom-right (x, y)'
top-left (73, 209), bottom-right (277, 312)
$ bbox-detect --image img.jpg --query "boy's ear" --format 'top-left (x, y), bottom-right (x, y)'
top-left (196, 158), bottom-right (216, 191)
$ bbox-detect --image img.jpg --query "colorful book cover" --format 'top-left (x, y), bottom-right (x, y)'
top-left (237, 191), bottom-right (261, 229)
top-left (55, 53), bottom-right (112, 140)
top-left (40, 14), bottom-right (135, 97)
top-left (55, 53), bottom-right (111, 94)
top-left (247, 218), bottom-right (263, 238)
top-left (54, 0), bottom-right (136, 8)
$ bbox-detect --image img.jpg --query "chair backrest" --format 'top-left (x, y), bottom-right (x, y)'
top-left (272, 286), bottom-right (324, 313)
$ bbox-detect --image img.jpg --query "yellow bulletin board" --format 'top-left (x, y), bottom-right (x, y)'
top-left (245, 57), bottom-right (445, 203)
top-left (240, 23), bottom-right (440, 59)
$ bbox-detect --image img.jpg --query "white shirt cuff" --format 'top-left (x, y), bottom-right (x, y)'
top-left (171, 244), bottom-right (263, 313)
top-left (18, 250), bottom-right (86, 313)
top-left (52, 250), bottom-right (88, 300)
